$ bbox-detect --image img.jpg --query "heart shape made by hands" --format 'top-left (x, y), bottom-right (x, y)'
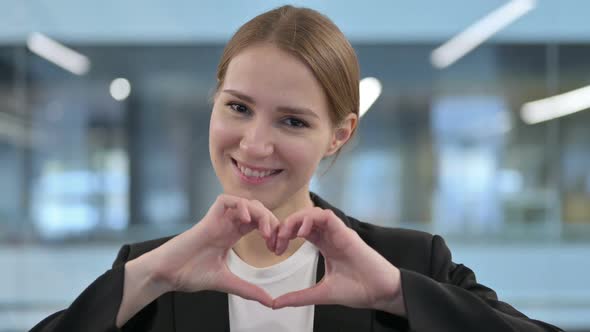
top-left (230, 207), bottom-right (403, 312)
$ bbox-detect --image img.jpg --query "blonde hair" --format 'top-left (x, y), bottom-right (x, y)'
top-left (216, 5), bottom-right (359, 137)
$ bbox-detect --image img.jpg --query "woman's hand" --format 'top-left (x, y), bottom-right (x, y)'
top-left (272, 207), bottom-right (406, 316)
top-left (142, 194), bottom-right (279, 307)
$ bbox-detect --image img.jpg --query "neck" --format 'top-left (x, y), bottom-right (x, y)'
top-left (233, 189), bottom-right (315, 268)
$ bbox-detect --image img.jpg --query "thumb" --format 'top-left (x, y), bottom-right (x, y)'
top-left (272, 282), bottom-right (330, 309)
top-left (220, 272), bottom-right (274, 308)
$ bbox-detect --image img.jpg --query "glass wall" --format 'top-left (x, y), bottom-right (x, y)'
top-left (1, 42), bottom-right (589, 330)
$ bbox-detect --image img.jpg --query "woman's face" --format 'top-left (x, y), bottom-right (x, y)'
top-left (209, 43), bottom-right (343, 214)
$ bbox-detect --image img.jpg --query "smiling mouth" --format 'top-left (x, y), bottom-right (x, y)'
top-left (231, 158), bottom-right (283, 179)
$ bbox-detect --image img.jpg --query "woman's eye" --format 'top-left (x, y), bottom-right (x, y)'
top-left (283, 117), bottom-right (308, 128)
top-left (228, 103), bottom-right (249, 114)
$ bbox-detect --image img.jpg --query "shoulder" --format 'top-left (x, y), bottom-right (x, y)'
top-left (346, 216), bottom-right (436, 274)
top-left (127, 235), bottom-right (176, 258)
top-left (311, 191), bottom-right (440, 274)
top-left (112, 235), bottom-right (177, 268)
top-left (319, 194), bottom-right (443, 275)
top-left (346, 215), bottom-right (433, 246)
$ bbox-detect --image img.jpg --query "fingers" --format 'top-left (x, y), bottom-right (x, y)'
top-left (276, 208), bottom-right (343, 255)
top-left (243, 200), bottom-right (280, 252)
top-left (297, 216), bottom-right (314, 237)
top-left (221, 272), bottom-right (274, 308)
top-left (268, 213), bottom-right (280, 251)
top-left (248, 200), bottom-right (273, 238)
top-left (276, 210), bottom-right (319, 256)
top-left (272, 282), bottom-right (330, 309)
top-left (236, 199), bottom-right (251, 223)
top-left (224, 198), bottom-right (257, 236)
top-left (213, 194), bottom-right (251, 224)
top-left (213, 195), bottom-right (348, 257)
top-left (219, 196), bottom-right (281, 251)
top-left (275, 217), bottom-right (303, 256)
top-left (215, 195), bottom-right (279, 239)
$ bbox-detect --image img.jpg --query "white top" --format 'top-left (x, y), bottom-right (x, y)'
top-left (227, 241), bottom-right (319, 332)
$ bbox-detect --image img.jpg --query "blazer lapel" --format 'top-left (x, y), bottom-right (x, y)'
top-left (174, 290), bottom-right (229, 332)
top-left (313, 254), bottom-right (373, 332)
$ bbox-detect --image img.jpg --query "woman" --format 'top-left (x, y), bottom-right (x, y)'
top-left (31, 5), bottom-right (562, 332)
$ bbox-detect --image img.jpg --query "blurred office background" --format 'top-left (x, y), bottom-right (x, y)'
top-left (1, 0), bottom-right (589, 331)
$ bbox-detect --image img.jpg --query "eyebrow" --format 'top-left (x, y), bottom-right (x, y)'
top-left (222, 89), bottom-right (319, 119)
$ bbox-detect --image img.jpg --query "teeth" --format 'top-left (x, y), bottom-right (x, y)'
top-left (237, 162), bottom-right (276, 178)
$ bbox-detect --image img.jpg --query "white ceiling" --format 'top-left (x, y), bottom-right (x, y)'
top-left (1, 0), bottom-right (590, 44)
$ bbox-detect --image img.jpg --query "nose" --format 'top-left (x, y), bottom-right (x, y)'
top-left (239, 121), bottom-right (274, 158)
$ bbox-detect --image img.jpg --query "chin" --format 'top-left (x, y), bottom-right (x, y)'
top-left (225, 187), bottom-right (281, 209)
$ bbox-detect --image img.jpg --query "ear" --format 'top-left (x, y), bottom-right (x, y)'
top-left (325, 113), bottom-right (358, 156)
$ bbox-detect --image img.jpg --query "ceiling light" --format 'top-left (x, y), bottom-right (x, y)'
top-left (26, 32), bottom-right (90, 75)
top-left (521, 85), bottom-right (590, 124)
top-left (110, 78), bottom-right (131, 101)
top-left (430, 0), bottom-right (536, 69)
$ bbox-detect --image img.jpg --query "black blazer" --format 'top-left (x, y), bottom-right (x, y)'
top-left (30, 193), bottom-right (562, 332)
